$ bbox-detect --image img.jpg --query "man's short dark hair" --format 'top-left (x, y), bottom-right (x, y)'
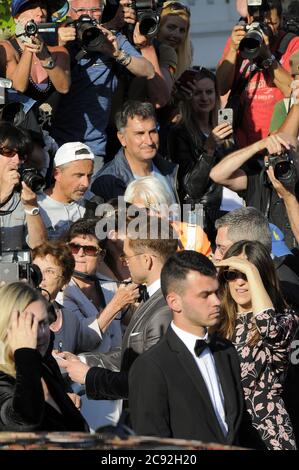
top-left (248, 0), bottom-right (282, 17)
top-left (115, 100), bottom-right (156, 131)
top-left (161, 251), bottom-right (217, 298)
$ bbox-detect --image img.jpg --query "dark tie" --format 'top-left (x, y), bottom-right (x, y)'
top-left (194, 338), bottom-right (210, 357)
top-left (138, 285), bottom-right (150, 303)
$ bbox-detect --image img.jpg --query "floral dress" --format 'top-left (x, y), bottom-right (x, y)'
top-left (232, 308), bottom-right (298, 450)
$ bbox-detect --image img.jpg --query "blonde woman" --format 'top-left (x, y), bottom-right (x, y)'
top-left (157, 1), bottom-right (192, 79)
top-left (0, 282), bottom-right (87, 431)
top-left (215, 240), bottom-right (298, 450)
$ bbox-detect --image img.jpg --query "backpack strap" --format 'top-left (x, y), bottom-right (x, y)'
top-left (276, 32), bottom-right (297, 61)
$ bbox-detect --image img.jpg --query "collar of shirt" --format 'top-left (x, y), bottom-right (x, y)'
top-left (147, 278), bottom-right (161, 298)
top-left (171, 321), bottom-right (208, 356)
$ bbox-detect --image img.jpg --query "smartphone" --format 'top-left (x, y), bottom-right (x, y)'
top-left (218, 108), bottom-right (233, 126)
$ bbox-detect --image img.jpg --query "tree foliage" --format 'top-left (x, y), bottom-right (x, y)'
top-left (0, 0), bottom-right (14, 39)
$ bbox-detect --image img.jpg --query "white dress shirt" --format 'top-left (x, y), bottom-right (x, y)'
top-left (171, 322), bottom-right (228, 436)
top-left (147, 278), bottom-right (161, 298)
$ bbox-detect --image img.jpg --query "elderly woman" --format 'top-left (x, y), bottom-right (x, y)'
top-left (0, 282), bottom-right (87, 431)
top-left (124, 175), bottom-right (212, 256)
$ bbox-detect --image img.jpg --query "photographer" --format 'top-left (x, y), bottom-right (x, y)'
top-left (0, 1), bottom-right (70, 100)
top-left (216, 0), bottom-right (299, 148)
top-left (210, 132), bottom-right (299, 249)
top-left (51, 0), bottom-right (154, 173)
top-left (0, 121), bottom-right (47, 259)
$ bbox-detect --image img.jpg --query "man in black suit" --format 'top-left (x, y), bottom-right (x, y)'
top-left (129, 250), bottom-right (262, 447)
top-left (59, 216), bottom-right (178, 400)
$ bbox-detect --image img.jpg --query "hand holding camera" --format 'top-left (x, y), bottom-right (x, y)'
top-left (0, 164), bottom-right (20, 204)
top-left (230, 24), bottom-right (246, 52)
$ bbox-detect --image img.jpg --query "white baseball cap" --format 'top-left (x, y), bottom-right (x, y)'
top-left (54, 142), bottom-right (95, 167)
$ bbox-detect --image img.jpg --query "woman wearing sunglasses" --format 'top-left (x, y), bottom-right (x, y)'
top-left (215, 240), bottom-right (298, 450)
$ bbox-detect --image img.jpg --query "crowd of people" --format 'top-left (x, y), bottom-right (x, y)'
top-left (1, 0), bottom-right (299, 450)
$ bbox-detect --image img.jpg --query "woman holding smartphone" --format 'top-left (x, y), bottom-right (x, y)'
top-left (167, 66), bottom-right (234, 243)
top-left (215, 240), bottom-right (298, 450)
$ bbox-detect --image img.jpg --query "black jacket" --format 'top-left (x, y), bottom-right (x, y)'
top-left (0, 348), bottom-right (87, 432)
top-left (129, 326), bottom-right (264, 448)
top-left (167, 124), bottom-right (223, 208)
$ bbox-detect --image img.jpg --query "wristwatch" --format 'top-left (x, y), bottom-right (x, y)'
top-left (41, 56), bottom-right (56, 70)
top-left (24, 207), bottom-right (40, 216)
top-left (261, 54), bottom-right (276, 70)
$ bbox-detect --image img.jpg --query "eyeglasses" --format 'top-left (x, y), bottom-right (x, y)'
top-left (68, 242), bottom-right (102, 257)
top-left (223, 269), bottom-right (247, 282)
top-left (119, 253), bottom-right (143, 265)
top-left (71, 6), bottom-right (102, 15)
top-left (41, 268), bottom-right (63, 280)
top-left (163, 2), bottom-right (191, 16)
top-left (120, 252), bottom-right (157, 265)
top-left (0, 146), bottom-right (26, 161)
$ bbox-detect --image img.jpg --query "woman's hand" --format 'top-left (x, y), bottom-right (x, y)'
top-left (109, 282), bottom-right (141, 312)
top-left (7, 309), bottom-right (38, 354)
top-left (209, 122), bottom-right (233, 146)
top-left (67, 393), bottom-right (81, 409)
top-left (214, 256), bottom-right (259, 278)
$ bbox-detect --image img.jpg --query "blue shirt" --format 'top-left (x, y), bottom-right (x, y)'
top-left (51, 33), bottom-right (141, 156)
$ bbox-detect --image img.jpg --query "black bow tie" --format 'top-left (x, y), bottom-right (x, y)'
top-left (138, 285), bottom-right (150, 303)
top-left (194, 338), bottom-right (211, 357)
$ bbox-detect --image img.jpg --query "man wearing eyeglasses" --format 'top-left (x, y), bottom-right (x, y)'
top-left (51, 0), bottom-right (154, 174)
top-left (0, 122), bottom-right (47, 260)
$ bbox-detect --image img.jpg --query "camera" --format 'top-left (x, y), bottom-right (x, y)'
top-left (22, 20), bottom-right (57, 37)
top-left (265, 151), bottom-right (297, 188)
top-left (131, 0), bottom-right (163, 38)
top-left (18, 167), bottom-right (45, 192)
top-left (239, 0), bottom-right (272, 60)
top-left (0, 262), bottom-right (42, 287)
top-left (70, 15), bottom-right (106, 52)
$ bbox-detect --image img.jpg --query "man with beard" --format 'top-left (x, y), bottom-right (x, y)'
top-left (216, 0), bottom-right (299, 148)
top-left (37, 142), bottom-right (95, 239)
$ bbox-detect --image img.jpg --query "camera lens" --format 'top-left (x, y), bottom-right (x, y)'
top-left (20, 168), bottom-right (45, 192)
top-left (25, 20), bottom-right (38, 36)
top-left (274, 161), bottom-right (291, 179)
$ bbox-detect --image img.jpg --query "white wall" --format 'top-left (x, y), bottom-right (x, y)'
top-left (186, 0), bottom-right (239, 69)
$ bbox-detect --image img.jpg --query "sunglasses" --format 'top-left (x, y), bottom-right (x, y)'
top-left (223, 269), bottom-right (247, 282)
top-left (68, 242), bottom-right (102, 257)
top-left (163, 2), bottom-right (191, 15)
top-left (0, 146), bottom-right (27, 161)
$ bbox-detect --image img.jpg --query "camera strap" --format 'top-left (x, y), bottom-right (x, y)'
top-left (0, 193), bottom-right (21, 215)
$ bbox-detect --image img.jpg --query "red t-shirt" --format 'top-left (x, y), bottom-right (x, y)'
top-left (220, 32), bottom-right (299, 147)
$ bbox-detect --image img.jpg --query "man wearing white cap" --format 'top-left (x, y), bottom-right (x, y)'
top-left (37, 142), bottom-right (95, 239)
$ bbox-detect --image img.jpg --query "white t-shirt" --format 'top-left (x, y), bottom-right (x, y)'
top-left (37, 193), bottom-right (86, 239)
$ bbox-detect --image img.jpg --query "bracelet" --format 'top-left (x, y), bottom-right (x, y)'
top-left (114, 50), bottom-right (132, 67)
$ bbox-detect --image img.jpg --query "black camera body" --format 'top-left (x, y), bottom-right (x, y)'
top-left (239, 21), bottom-right (271, 59)
top-left (265, 151), bottom-right (297, 188)
top-left (283, 16), bottom-right (299, 36)
top-left (18, 167), bottom-right (45, 193)
top-left (239, 0), bottom-right (274, 59)
top-left (71, 15), bottom-right (106, 52)
top-left (24, 20), bottom-right (57, 37)
top-left (132, 0), bottom-right (163, 38)
top-left (0, 261), bottom-right (42, 287)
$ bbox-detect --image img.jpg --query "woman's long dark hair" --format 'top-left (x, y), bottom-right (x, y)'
top-left (216, 240), bottom-right (286, 344)
top-left (176, 67), bottom-right (220, 149)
